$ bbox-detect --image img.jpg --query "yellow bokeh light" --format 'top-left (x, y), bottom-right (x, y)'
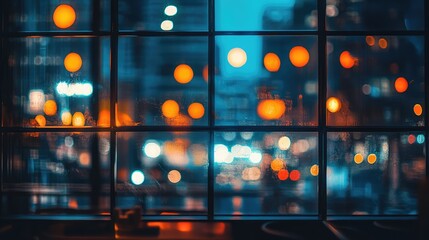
top-left (365, 36), bottom-right (375, 46)
top-left (257, 99), bottom-right (286, 120)
top-left (162, 100), bottom-right (180, 119)
top-left (394, 77), bottom-right (408, 93)
top-left (53, 4), bottom-right (76, 29)
top-left (227, 48), bottom-right (247, 68)
top-left (270, 158), bottom-right (284, 172)
top-left (278, 136), bottom-right (291, 151)
top-left (35, 115), bottom-right (46, 127)
top-left (414, 104), bottom-right (423, 116)
top-left (264, 52), bottom-right (281, 72)
top-left (326, 97), bottom-right (341, 113)
top-left (167, 170), bottom-right (182, 184)
top-left (64, 52), bottom-right (82, 73)
top-left (174, 64), bottom-right (194, 84)
top-left (378, 38), bottom-right (388, 49)
top-left (43, 100), bottom-right (57, 116)
top-left (367, 154), bottom-right (377, 164)
top-left (339, 51), bottom-right (357, 69)
top-left (72, 112), bottom-right (85, 127)
top-left (187, 102), bottom-right (205, 119)
top-left (310, 164), bottom-right (319, 176)
top-left (354, 153), bottom-right (364, 164)
top-left (289, 46), bottom-right (310, 68)
top-left (61, 111), bottom-right (72, 125)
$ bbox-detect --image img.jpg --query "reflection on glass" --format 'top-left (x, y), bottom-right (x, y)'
top-left (116, 132), bottom-right (208, 216)
top-left (216, 0), bottom-right (317, 31)
top-left (1, 132), bottom-right (110, 216)
top-left (327, 132), bottom-right (425, 215)
top-left (3, 37), bottom-right (110, 127)
top-left (327, 36), bottom-right (424, 126)
top-left (215, 132), bottom-right (318, 215)
top-left (119, 0), bottom-right (208, 31)
top-left (216, 36), bottom-right (318, 126)
top-left (118, 37), bottom-right (208, 126)
top-left (326, 0), bottom-right (424, 31)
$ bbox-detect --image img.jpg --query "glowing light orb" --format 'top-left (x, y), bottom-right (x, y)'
top-left (64, 52), bottom-right (82, 73)
top-left (174, 64), bottom-right (194, 84)
top-left (417, 134), bottom-right (425, 144)
top-left (289, 46), bottom-right (310, 68)
top-left (131, 170), bottom-right (145, 185)
top-left (144, 142), bottom-right (161, 158)
top-left (161, 20), bottom-right (174, 31)
top-left (365, 36), bottom-right (375, 46)
top-left (310, 164), bottom-right (319, 176)
top-left (167, 170), bottom-right (181, 183)
top-left (164, 5), bottom-right (177, 16)
top-left (394, 77), bottom-right (408, 93)
top-left (227, 48), bottom-right (247, 68)
top-left (35, 115), bottom-right (46, 127)
top-left (53, 4), bottom-right (76, 29)
top-left (270, 158), bottom-right (284, 172)
top-left (367, 154), bottom-right (377, 164)
top-left (354, 153), bottom-right (364, 164)
top-left (257, 99), bottom-right (286, 120)
top-left (326, 97), bottom-right (341, 113)
top-left (249, 151), bottom-right (262, 163)
top-left (187, 102), bottom-right (205, 119)
top-left (408, 134), bottom-right (416, 144)
top-left (61, 111), bottom-right (72, 125)
top-left (414, 104), bottom-right (423, 116)
top-left (263, 52), bottom-right (281, 72)
top-left (162, 100), bottom-right (180, 118)
top-left (289, 170), bottom-right (301, 181)
top-left (79, 152), bottom-right (91, 166)
top-left (278, 169), bottom-right (289, 181)
top-left (339, 51), bottom-right (356, 69)
top-left (72, 112), bottom-right (85, 127)
top-left (378, 38), bottom-right (388, 49)
top-left (43, 100), bottom-right (57, 116)
top-left (278, 136), bottom-right (291, 150)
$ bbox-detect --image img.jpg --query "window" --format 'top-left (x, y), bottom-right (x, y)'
top-left (0, 0), bottom-right (426, 220)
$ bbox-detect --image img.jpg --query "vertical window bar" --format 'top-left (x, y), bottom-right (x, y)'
top-left (208, 0), bottom-right (215, 221)
top-left (425, 0), bottom-right (429, 178)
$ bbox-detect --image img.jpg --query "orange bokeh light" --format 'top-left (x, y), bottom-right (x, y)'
top-left (187, 102), bottom-right (205, 119)
top-left (64, 52), bottom-right (82, 73)
top-left (278, 169), bottom-right (289, 181)
top-left (43, 100), bottom-right (57, 116)
top-left (367, 154), bottom-right (377, 164)
top-left (61, 111), bottom-right (72, 125)
top-left (162, 100), bottom-right (180, 119)
top-left (264, 52), bottom-right (281, 72)
top-left (270, 158), bottom-right (284, 172)
top-left (72, 112), bottom-right (85, 127)
top-left (354, 153), bottom-right (364, 164)
top-left (414, 104), bottom-right (423, 116)
top-left (378, 38), bottom-right (388, 49)
top-left (202, 65), bottom-right (209, 82)
top-left (177, 222), bottom-right (192, 232)
top-left (53, 4), bottom-right (76, 29)
top-left (289, 170), bottom-right (300, 181)
top-left (394, 77), bottom-right (408, 93)
top-left (174, 64), bottom-right (194, 84)
top-left (310, 164), bottom-right (319, 176)
top-left (35, 115), bottom-right (46, 127)
top-left (339, 51), bottom-right (357, 69)
top-left (365, 36), bottom-right (375, 46)
top-left (257, 99), bottom-right (286, 120)
top-left (289, 46), bottom-right (310, 68)
top-left (326, 97), bottom-right (341, 113)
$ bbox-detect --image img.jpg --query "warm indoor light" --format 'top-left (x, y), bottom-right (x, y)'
top-left (43, 100), bottom-right (57, 116)
top-left (278, 136), bottom-right (291, 151)
top-left (394, 77), bottom-right (408, 93)
top-left (289, 170), bottom-right (301, 181)
top-left (365, 36), bottom-right (375, 46)
top-left (174, 64), bottom-right (194, 84)
top-left (264, 52), bottom-right (281, 72)
top-left (270, 158), bottom-right (284, 172)
top-left (378, 38), bottom-right (388, 49)
top-left (277, 169), bottom-right (289, 181)
top-left (414, 104), bottom-right (423, 116)
top-left (354, 153), bottom-right (364, 164)
top-left (35, 115), bottom-right (46, 127)
top-left (72, 112), bottom-right (85, 127)
top-left (61, 111), bottom-right (72, 125)
top-left (161, 20), bottom-right (174, 31)
top-left (64, 52), bottom-right (82, 73)
top-left (326, 97), bottom-right (341, 113)
top-left (53, 4), bottom-right (76, 29)
top-left (367, 154), bottom-right (377, 164)
top-left (257, 99), bottom-right (286, 120)
top-left (289, 46), bottom-right (310, 68)
top-left (339, 51), bottom-right (357, 69)
top-left (162, 100), bottom-right (180, 119)
top-left (227, 48), bottom-right (247, 68)
top-left (167, 170), bottom-right (182, 184)
top-left (187, 102), bottom-right (205, 119)
top-left (310, 164), bottom-right (319, 176)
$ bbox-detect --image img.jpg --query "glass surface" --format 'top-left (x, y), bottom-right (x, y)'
top-left (119, 0), bottom-right (208, 31)
top-left (326, 0), bottom-right (424, 31)
top-left (216, 36), bottom-right (318, 126)
top-left (118, 37), bottom-right (208, 126)
top-left (2, 37), bottom-right (110, 127)
top-left (1, 132), bottom-right (110, 216)
top-left (116, 132), bottom-right (208, 216)
top-left (216, 0), bottom-right (317, 31)
top-left (327, 132), bottom-right (426, 215)
top-left (214, 132), bottom-right (318, 215)
top-left (327, 36), bottom-right (424, 126)
top-left (6, 0), bottom-right (110, 32)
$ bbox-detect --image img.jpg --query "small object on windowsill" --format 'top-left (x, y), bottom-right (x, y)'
top-left (113, 206), bottom-right (160, 237)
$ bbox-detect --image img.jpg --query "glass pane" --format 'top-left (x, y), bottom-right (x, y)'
top-left (216, 36), bottom-right (318, 126)
top-left (116, 132), bottom-right (208, 216)
top-left (214, 132), bottom-right (318, 215)
top-left (3, 37), bottom-right (110, 127)
top-left (1, 132), bottom-right (110, 216)
top-left (118, 37), bottom-right (208, 126)
top-left (327, 36), bottom-right (424, 126)
top-left (6, 0), bottom-right (110, 32)
top-left (119, 0), bottom-right (208, 31)
top-left (216, 0), bottom-right (317, 31)
top-left (326, 0), bottom-right (424, 31)
top-left (327, 132), bottom-right (426, 215)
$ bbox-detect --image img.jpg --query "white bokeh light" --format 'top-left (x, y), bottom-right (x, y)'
top-left (161, 20), bottom-right (174, 31)
top-left (144, 141), bottom-right (161, 158)
top-left (227, 48), bottom-right (247, 68)
top-left (164, 5), bottom-right (177, 16)
top-left (131, 170), bottom-right (145, 185)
